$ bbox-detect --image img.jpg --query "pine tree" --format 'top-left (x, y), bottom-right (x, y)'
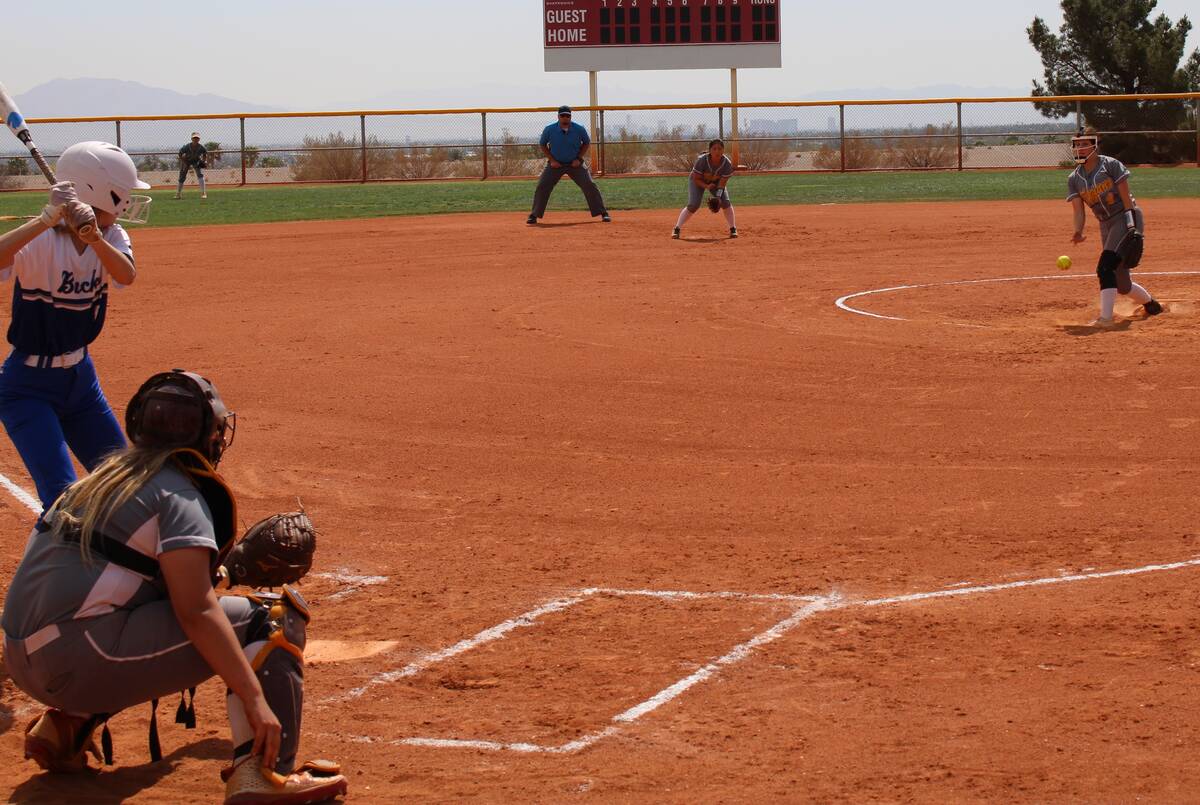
top-left (1028, 0), bottom-right (1200, 162)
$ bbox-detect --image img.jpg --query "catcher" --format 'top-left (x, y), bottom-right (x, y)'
top-left (673, 137), bottom-right (737, 240)
top-left (176, 132), bottom-right (208, 199)
top-left (1, 369), bottom-right (347, 804)
top-left (1067, 127), bottom-right (1163, 327)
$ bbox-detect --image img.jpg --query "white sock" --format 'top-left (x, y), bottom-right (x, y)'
top-left (723, 205), bottom-right (737, 228)
top-left (1127, 282), bottom-right (1151, 304)
top-left (227, 639), bottom-right (266, 761)
top-left (1100, 288), bottom-right (1117, 319)
top-left (676, 208), bottom-right (694, 229)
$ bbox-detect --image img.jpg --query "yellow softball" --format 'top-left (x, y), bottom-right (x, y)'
top-left (1056, 255), bottom-right (1072, 271)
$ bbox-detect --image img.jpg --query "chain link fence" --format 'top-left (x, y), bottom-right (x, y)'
top-left (1, 94), bottom-right (1197, 191)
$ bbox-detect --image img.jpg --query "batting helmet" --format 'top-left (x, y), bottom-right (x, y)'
top-left (55, 141), bottom-right (152, 218)
top-left (126, 369), bottom-right (237, 467)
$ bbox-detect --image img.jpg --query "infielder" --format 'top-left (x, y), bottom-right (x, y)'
top-left (1067, 128), bottom-right (1162, 327)
top-left (527, 105), bottom-right (611, 225)
top-left (0, 141), bottom-right (150, 511)
top-left (674, 138), bottom-right (737, 239)
top-left (176, 132), bottom-right (208, 199)
top-left (2, 370), bottom-right (347, 804)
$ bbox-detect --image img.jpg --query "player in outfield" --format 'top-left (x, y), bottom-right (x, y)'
top-left (674, 137), bottom-right (737, 240)
top-left (1067, 127), bottom-right (1163, 327)
top-left (527, 105), bottom-right (611, 225)
top-left (0, 142), bottom-right (151, 512)
top-left (2, 370), bottom-right (347, 804)
top-left (176, 132), bottom-right (208, 199)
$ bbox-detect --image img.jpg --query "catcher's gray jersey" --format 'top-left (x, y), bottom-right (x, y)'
top-left (2, 463), bottom-right (217, 640)
top-left (1067, 155), bottom-right (1134, 221)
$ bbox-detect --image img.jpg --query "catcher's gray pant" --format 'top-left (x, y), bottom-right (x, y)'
top-left (529, 163), bottom-right (607, 218)
top-left (1099, 206), bottom-right (1144, 253)
top-left (687, 180), bottom-right (732, 213)
top-left (4, 594), bottom-right (306, 773)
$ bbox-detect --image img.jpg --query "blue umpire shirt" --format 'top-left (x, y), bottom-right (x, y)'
top-left (540, 121), bottom-right (590, 164)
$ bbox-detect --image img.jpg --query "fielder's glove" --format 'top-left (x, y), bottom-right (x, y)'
top-left (707, 194), bottom-right (722, 214)
top-left (1118, 229), bottom-right (1144, 269)
top-left (224, 511), bottom-right (317, 588)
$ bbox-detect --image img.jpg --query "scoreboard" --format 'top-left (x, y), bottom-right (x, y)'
top-left (545, 0), bottom-right (782, 71)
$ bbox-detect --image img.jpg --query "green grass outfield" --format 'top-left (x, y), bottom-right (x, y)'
top-left (2, 167), bottom-right (1197, 232)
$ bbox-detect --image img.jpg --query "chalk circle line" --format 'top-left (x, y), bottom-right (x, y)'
top-left (835, 270), bottom-right (1200, 321)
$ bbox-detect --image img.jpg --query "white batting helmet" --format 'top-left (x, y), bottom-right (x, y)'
top-left (56, 141), bottom-right (151, 217)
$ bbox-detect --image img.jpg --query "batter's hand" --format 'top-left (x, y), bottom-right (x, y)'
top-left (1071, 231), bottom-right (1086, 244)
top-left (64, 202), bottom-right (100, 243)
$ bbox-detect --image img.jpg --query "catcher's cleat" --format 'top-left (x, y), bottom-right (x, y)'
top-left (525, 215), bottom-right (537, 225)
top-left (672, 227), bottom-right (680, 239)
top-left (729, 227), bottom-right (738, 239)
top-left (601, 212), bottom-right (612, 223)
top-left (1089, 316), bottom-right (1118, 329)
top-left (24, 709), bottom-right (103, 773)
top-left (1143, 299), bottom-right (1164, 316)
top-left (223, 757), bottom-right (348, 805)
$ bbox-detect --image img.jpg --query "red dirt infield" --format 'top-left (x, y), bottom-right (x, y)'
top-left (2, 198), bottom-right (1200, 802)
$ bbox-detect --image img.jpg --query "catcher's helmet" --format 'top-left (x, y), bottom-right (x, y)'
top-left (126, 369), bottom-right (236, 466)
top-left (56, 141), bottom-right (152, 219)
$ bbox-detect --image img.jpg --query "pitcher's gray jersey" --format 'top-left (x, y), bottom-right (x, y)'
top-left (1067, 155), bottom-right (1135, 221)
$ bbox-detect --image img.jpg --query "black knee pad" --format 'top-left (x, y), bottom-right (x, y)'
top-left (1096, 250), bottom-right (1122, 290)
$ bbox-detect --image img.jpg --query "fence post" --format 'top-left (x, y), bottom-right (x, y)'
top-left (718, 106), bottom-right (724, 141)
top-left (115, 120), bottom-right (121, 148)
top-left (481, 112), bottom-right (488, 181)
top-left (956, 102), bottom-right (963, 171)
top-left (239, 117), bottom-right (246, 187)
top-left (839, 105), bottom-right (846, 173)
top-left (598, 108), bottom-right (606, 175)
top-left (1076, 99), bottom-right (1083, 131)
top-left (360, 115), bottom-right (368, 183)
top-left (1195, 98), bottom-right (1199, 168)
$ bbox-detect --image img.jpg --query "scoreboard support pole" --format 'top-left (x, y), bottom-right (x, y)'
top-left (589, 70), bottom-right (600, 173)
top-left (730, 68), bottom-right (740, 167)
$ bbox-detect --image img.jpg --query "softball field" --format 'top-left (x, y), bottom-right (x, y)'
top-left (2, 197), bottom-right (1200, 801)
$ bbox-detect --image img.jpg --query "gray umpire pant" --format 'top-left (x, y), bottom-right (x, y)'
top-left (529, 163), bottom-right (607, 218)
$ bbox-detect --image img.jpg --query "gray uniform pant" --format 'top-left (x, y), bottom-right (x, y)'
top-left (4, 594), bottom-right (305, 773)
top-left (529, 163), bottom-right (607, 218)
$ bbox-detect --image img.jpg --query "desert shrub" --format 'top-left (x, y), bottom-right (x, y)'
top-left (600, 126), bottom-right (648, 173)
top-left (487, 128), bottom-right (539, 176)
top-left (652, 124), bottom-right (711, 172)
top-left (260, 156), bottom-right (286, 168)
top-left (887, 124), bottom-right (957, 168)
top-left (736, 136), bottom-right (791, 170)
top-left (811, 132), bottom-right (885, 170)
top-left (291, 132), bottom-right (392, 181)
top-left (392, 146), bottom-right (451, 179)
top-left (139, 154), bottom-right (169, 171)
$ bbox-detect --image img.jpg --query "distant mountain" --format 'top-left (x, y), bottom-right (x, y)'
top-left (15, 78), bottom-right (282, 118)
top-left (796, 84), bottom-right (1032, 101)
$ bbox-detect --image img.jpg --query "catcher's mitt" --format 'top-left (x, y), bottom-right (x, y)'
top-left (224, 511), bottom-right (316, 588)
top-left (707, 195), bottom-right (722, 214)
top-left (1118, 229), bottom-right (1144, 269)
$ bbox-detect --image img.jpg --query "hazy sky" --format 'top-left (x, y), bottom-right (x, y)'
top-left (7, 1), bottom-right (1198, 109)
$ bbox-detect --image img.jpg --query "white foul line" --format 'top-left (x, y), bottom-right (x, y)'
top-left (0, 471), bottom-right (41, 515)
top-left (835, 270), bottom-right (1200, 321)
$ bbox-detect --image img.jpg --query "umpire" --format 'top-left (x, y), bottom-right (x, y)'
top-left (175, 132), bottom-right (207, 199)
top-left (527, 106), bottom-right (610, 225)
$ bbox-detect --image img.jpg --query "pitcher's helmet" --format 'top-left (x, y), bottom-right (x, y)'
top-left (55, 141), bottom-right (151, 217)
top-left (126, 369), bottom-right (237, 466)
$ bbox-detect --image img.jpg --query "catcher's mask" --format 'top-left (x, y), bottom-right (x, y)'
top-left (1072, 131), bottom-right (1099, 164)
top-left (126, 369), bottom-right (236, 466)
